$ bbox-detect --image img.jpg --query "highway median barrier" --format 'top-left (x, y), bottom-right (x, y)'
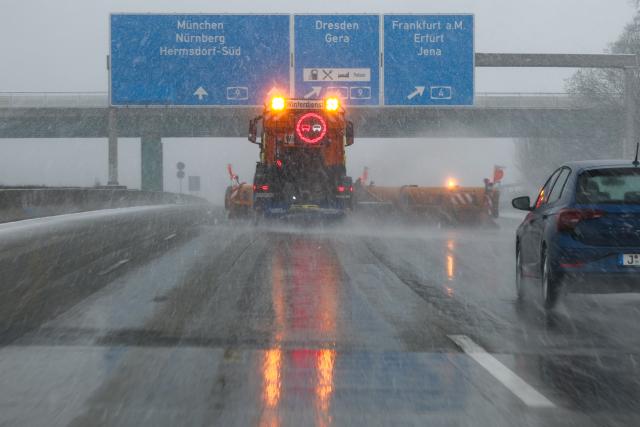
top-left (0, 187), bottom-right (208, 223)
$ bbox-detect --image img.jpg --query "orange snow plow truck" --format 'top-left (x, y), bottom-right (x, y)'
top-left (226, 96), bottom-right (355, 220)
top-left (224, 95), bottom-right (501, 225)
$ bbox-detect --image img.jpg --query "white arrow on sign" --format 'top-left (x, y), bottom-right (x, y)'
top-left (193, 86), bottom-right (208, 100)
top-left (407, 86), bottom-right (426, 100)
top-left (304, 86), bottom-right (322, 99)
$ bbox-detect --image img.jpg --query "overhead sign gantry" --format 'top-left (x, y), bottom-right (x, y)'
top-left (109, 13), bottom-right (474, 107)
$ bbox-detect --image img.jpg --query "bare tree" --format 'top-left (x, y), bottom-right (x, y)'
top-left (515, 9), bottom-right (640, 187)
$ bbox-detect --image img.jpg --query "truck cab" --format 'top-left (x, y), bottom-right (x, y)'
top-left (248, 97), bottom-right (355, 219)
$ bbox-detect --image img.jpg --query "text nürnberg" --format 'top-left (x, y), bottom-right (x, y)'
top-left (160, 20), bottom-right (240, 57)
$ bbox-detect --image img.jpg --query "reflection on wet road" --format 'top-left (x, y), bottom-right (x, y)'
top-left (2, 216), bottom-right (640, 426)
top-left (261, 238), bottom-right (339, 427)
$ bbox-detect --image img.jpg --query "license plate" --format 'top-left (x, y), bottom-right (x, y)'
top-left (621, 254), bottom-right (640, 266)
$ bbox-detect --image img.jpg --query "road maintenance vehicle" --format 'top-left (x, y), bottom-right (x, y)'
top-left (247, 96), bottom-right (355, 221)
top-left (226, 95), bottom-right (501, 226)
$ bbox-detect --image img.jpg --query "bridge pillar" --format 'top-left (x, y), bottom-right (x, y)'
top-left (624, 68), bottom-right (638, 158)
top-left (107, 108), bottom-right (119, 185)
top-left (141, 135), bottom-right (163, 192)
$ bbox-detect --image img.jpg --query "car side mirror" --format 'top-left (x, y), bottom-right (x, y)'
top-left (512, 196), bottom-right (532, 211)
top-left (248, 117), bottom-right (261, 144)
top-left (345, 121), bottom-right (354, 146)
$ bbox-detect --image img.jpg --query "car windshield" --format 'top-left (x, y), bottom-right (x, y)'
top-left (576, 167), bottom-right (640, 204)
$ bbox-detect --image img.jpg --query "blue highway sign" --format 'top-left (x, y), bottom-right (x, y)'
top-left (110, 14), bottom-right (290, 106)
top-left (294, 15), bottom-right (380, 106)
top-left (383, 15), bottom-right (474, 106)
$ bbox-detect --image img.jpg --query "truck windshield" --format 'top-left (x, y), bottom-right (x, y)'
top-left (576, 168), bottom-right (640, 204)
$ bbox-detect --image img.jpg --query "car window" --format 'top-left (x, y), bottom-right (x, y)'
top-left (546, 168), bottom-right (571, 204)
top-left (576, 168), bottom-right (640, 204)
top-left (534, 168), bottom-right (562, 209)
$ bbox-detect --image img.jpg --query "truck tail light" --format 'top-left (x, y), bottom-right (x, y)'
top-left (254, 184), bottom-right (270, 192)
top-left (557, 208), bottom-right (605, 232)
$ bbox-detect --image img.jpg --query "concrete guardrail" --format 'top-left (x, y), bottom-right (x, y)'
top-left (0, 187), bottom-right (208, 223)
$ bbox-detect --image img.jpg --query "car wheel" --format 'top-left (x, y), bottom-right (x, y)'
top-left (516, 247), bottom-right (524, 300)
top-left (541, 251), bottom-right (559, 309)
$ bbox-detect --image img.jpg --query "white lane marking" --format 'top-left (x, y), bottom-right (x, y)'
top-left (97, 259), bottom-right (130, 276)
top-left (164, 233), bottom-right (177, 241)
top-left (448, 334), bottom-right (555, 408)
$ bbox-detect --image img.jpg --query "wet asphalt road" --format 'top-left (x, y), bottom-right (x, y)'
top-left (2, 208), bottom-right (640, 426)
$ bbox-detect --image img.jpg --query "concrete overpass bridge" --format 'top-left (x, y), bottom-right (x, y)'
top-left (1, 53), bottom-right (637, 190)
top-left (0, 92), bottom-right (619, 140)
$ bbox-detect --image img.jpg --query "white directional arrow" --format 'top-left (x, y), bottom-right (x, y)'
top-left (304, 86), bottom-right (322, 99)
top-left (407, 86), bottom-right (426, 100)
top-left (193, 86), bottom-right (208, 100)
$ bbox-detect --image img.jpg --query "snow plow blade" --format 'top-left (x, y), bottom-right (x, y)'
top-left (224, 183), bottom-right (253, 219)
top-left (354, 182), bottom-right (499, 225)
top-left (351, 185), bottom-right (402, 219)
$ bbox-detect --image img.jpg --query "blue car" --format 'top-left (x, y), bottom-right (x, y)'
top-left (512, 160), bottom-right (640, 308)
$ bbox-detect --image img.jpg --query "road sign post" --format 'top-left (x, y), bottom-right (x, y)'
top-left (110, 14), bottom-right (290, 106)
top-left (624, 67), bottom-right (637, 158)
top-left (294, 15), bottom-right (380, 105)
top-left (141, 135), bottom-right (163, 192)
top-left (383, 15), bottom-right (474, 106)
top-left (107, 108), bottom-right (118, 185)
top-left (176, 162), bottom-right (185, 193)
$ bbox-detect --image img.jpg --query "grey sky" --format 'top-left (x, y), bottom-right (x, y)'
top-left (0, 0), bottom-right (635, 92)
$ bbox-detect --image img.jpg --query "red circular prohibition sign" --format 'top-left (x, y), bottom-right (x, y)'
top-left (296, 112), bottom-right (327, 144)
